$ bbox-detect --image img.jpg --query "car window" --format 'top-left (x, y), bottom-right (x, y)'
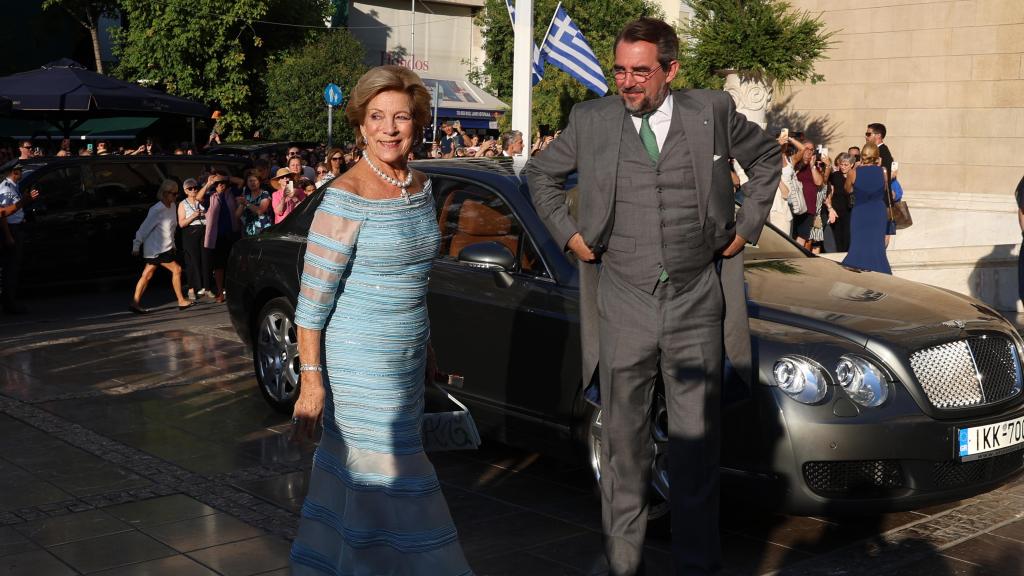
top-left (432, 177), bottom-right (548, 277)
top-left (89, 162), bottom-right (162, 208)
top-left (26, 166), bottom-right (83, 214)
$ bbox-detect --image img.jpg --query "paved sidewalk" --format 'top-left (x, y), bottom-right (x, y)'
top-left (0, 293), bottom-right (1021, 575)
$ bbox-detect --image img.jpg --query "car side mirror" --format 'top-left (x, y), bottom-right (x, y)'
top-left (457, 241), bottom-right (515, 288)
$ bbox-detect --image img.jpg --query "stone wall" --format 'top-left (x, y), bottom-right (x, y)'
top-left (780, 0), bottom-right (1024, 206)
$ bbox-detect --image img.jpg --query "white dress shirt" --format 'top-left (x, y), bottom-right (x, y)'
top-left (629, 93), bottom-right (673, 152)
top-left (133, 201), bottom-right (177, 258)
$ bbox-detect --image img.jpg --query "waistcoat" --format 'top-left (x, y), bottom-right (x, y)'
top-left (602, 112), bottom-right (713, 293)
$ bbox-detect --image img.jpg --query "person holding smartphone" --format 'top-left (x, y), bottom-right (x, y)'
top-left (270, 168), bottom-right (306, 224)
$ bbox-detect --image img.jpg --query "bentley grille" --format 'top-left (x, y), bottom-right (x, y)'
top-left (909, 335), bottom-right (1023, 410)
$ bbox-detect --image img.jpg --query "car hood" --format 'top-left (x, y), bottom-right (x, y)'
top-left (745, 258), bottom-right (1013, 350)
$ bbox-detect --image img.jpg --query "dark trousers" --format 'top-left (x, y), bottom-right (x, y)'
top-left (181, 226), bottom-right (210, 292)
top-left (832, 210), bottom-right (851, 252)
top-left (1, 223), bottom-right (25, 309)
top-left (597, 264), bottom-right (723, 576)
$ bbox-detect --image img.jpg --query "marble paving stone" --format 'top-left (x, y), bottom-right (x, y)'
top-left (441, 485), bottom-right (520, 528)
top-left (882, 553), bottom-right (992, 576)
top-left (175, 451), bottom-right (264, 476)
top-left (0, 549), bottom-right (77, 576)
top-left (46, 466), bottom-right (153, 498)
top-left (991, 518), bottom-right (1024, 543)
top-left (470, 550), bottom-right (587, 575)
top-left (186, 535), bottom-right (291, 576)
top-left (250, 569), bottom-right (289, 576)
top-left (48, 530), bottom-right (176, 574)
top-left (719, 531), bottom-right (813, 575)
top-left (141, 512), bottom-right (265, 552)
top-left (0, 528), bottom-right (37, 559)
top-left (233, 471), bottom-right (309, 509)
top-left (89, 554), bottom-right (220, 576)
top-left (0, 468), bottom-right (71, 513)
top-left (104, 494), bottom-right (218, 528)
top-left (15, 509), bottom-right (131, 547)
top-left (458, 510), bottom-right (590, 561)
top-left (941, 533), bottom-right (1024, 575)
top-left (521, 531), bottom-right (611, 573)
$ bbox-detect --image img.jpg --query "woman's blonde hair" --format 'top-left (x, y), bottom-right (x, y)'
top-left (345, 66), bottom-right (431, 148)
top-left (860, 142), bottom-right (881, 165)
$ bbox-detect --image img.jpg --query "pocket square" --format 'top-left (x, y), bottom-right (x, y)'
top-left (713, 154), bottom-right (722, 162)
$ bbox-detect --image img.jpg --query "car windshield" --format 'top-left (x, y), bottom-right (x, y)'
top-left (744, 223), bottom-right (809, 261)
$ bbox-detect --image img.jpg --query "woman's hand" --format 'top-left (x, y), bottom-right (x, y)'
top-left (828, 207), bottom-right (838, 224)
top-left (291, 373), bottom-right (325, 442)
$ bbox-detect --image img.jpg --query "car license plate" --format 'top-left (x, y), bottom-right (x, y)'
top-left (958, 415), bottom-right (1024, 461)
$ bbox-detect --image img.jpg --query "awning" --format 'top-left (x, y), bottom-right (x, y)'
top-left (0, 116), bottom-right (159, 140)
top-left (422, 77), bottom-right (507, 130)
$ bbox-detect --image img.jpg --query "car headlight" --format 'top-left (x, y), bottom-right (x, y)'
top-left (835, 355), bottom-right (888, 407)
top-left (772, 356), bottom-right (828, 404)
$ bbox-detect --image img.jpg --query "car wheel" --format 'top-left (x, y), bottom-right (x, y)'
top-left (253, 297), bottom-right (300, 413)
top-left (587, 390), bottom-right (671, 521)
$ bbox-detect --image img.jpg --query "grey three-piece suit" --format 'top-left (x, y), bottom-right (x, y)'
top-left (527, 90), bottom-right (780, 575)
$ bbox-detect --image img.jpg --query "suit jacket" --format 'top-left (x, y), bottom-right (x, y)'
top-left (526, 90), bottom-right (780, 391)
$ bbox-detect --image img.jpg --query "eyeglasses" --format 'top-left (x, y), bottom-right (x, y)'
top-left (19, 145), bottom-right (32, 149)
top-left (184, 186), bottom-right (197, 190)
top-left (865, 132), bottom-right (875, 137)
top-left (215, 180), bottom-right (229, 186)
top-left (612, 64), bottom-right (663, 82)
top-left (316, 170), bottom-right (326, 175)
top-left (330, 156), bottom-right (342, 161)
top-left (287, 151), bottom-right (300, 156)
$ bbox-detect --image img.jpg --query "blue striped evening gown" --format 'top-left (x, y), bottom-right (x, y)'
top-left (290, 181), bottom-right (472, 575)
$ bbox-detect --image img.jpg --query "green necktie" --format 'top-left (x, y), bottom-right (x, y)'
top-left (640, 113), bottom-right (659, 165)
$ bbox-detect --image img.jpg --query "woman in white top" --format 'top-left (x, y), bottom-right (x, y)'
top-left (177, 177), bottom-right (211, 299)
top-left (130, 179), bottom-right (194, 313)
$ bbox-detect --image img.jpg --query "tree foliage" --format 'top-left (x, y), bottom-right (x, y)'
top-left (41, 0), bottom-right (119, 73)
top-left (677, 0), bottom-right (835, 90)
top-left (113, 0), bottom-right (332, 140)
top-left (472, 0), bottom-right (665, 133)
top-left (262, 29), bottom-right (367, 143)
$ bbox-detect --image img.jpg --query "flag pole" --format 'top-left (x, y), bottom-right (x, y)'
top-left (511, 0), bottom-right (533, 164)
top-left (538, 1), bottom-right (561, 55)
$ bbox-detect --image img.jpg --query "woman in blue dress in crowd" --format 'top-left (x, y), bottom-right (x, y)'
top-left (289, 65), bottom-right (472, 575)
top-left (842, 142), bottom-right (892, 274)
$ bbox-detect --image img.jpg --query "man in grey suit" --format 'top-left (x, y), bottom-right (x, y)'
top-left (527, 19), bottom-right (780, 576)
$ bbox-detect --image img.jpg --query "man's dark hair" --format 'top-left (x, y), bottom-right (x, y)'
top-left (615, 18), bottom-right (679, 69)
top-left (868, 123), bottom-right (887, 139)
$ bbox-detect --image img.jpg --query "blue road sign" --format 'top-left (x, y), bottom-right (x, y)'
top-left (323, 83), bottom-right (343, 107)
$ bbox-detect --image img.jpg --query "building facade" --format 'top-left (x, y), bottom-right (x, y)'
top-left (781, 0), bottom-right (1024, 310)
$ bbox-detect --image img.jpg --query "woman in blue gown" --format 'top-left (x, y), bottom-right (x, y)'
top-left (842, 143), bottom-right (892, 274)
top-left (289, 66), bottom-right (472, 575)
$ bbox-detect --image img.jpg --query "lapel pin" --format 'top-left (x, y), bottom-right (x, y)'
top-left (704, 120), bottom-right (709, 126)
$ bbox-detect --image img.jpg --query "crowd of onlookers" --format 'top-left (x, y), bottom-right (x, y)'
top-left (756, 122), bottom-right (900, 274)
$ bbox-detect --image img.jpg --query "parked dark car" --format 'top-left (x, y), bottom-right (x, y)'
top-left (206, 141), bottom-right (319, 159)
top-left (17, 155), bottom-right (250, 290)
top-left (226, 158), bottom-right (1024, 516)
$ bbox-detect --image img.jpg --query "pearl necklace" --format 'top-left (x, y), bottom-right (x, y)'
top-left (362, 150), bottom-right (413, 203)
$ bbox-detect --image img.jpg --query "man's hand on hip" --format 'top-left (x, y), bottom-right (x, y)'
top-left (567, 233), bottom-right (597, 262)
top-left (720, 234), bottom-right (747, 258)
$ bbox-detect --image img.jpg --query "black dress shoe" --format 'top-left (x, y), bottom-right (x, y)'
top-left (178, 301), bottom-right (197, 311)
top-left (128, 304), bottom-right (149, 315)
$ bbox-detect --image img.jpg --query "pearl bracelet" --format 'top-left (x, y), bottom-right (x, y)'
top-left (299, 364), bottom-right (323, 372)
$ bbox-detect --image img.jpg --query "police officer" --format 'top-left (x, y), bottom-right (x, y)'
top-left (0, 160), bottom-right (39, 314)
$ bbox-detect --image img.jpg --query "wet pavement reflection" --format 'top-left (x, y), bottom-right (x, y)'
top-left (0, 291), bottom-right (1021, 575)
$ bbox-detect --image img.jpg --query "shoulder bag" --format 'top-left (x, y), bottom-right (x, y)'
top-left (784, 163), bottom-right (806, 215)
top-left (883, 168), bottom-right (913, 230)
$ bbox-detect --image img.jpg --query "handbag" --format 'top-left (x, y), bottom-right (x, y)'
top-left (888, 201), bottom-right (913, 229)
top-left (783, 164), bottom-right (805, 215)
top-left (422, 375), bottom-right (481, 452)
top-left (891, 178), bottom-right (904, 202)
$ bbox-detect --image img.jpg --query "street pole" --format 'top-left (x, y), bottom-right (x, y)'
top-left (327, 104), bottom-right (334, 149)
top-left (410, 0), bottom-right (416, 62)
top-left (512, 0), bottom-right (533, 163)
top-left (431, 86), bottom-right (439, 145)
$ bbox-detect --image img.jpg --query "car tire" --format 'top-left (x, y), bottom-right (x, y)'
top-left (253, 296), bottom-right (301, 413)
top-left (586, 389), bottom-right (672, 521)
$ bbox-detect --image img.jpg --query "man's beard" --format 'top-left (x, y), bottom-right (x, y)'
top-left (621, 84), bottom-right (669, 115)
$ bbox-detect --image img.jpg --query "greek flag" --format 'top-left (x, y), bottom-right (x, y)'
top-left (540, 4), bottom-right (608, 96)
top-left (505, 0), bottom-right (545, 85)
